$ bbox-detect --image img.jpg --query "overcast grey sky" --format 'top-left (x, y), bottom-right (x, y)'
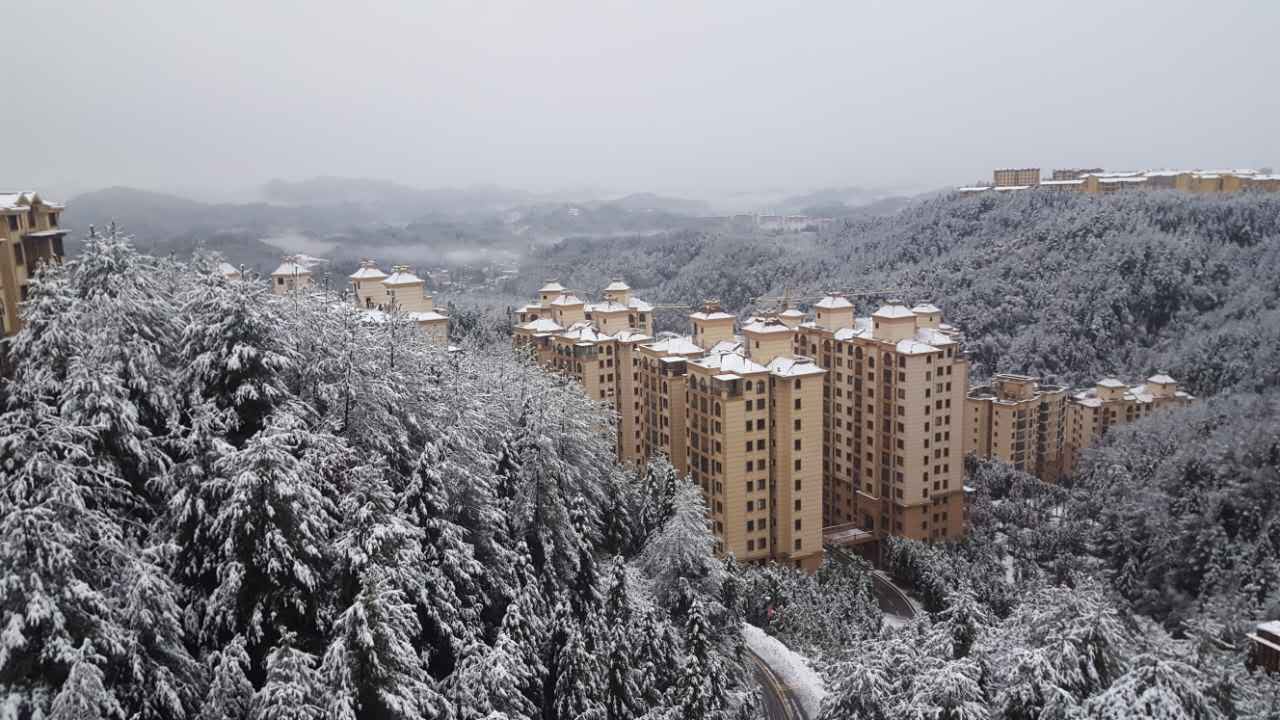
top-left (6, 0), bottom-right (1278, 200)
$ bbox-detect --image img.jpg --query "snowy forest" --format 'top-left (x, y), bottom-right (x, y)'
top-left (521, 190), bottom-right (1280, 396)
top-left (0, 233), bottom-right (776, 719)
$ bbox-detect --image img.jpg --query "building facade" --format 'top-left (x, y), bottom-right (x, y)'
top-left (993, 168), bottom-right (1042, 187)
top-left (964, 374), bottom-right (1068, 483)
top-left (796, 299), bottom-right (970, 543)
top-left (965, 373), bottom-right (1194, 481)
top-left (1, 192), bottom-right (67, 336)
top-left (346, 260), bottom-right (449, 345)
top-left (1063, 374), bottom-right (1195, 470)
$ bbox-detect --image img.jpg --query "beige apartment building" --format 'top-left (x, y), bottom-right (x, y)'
top-left (964, 374), bottom-right (1068, 483)
top-left (1063, 374), bottom-right (1194, 470)
top-left (993, 168), bottom-right (1042, 187)
top-left (347, 260), bottom-right (449, 345)
top-left (795, 299), bottom-right (970, 543)
top-left (517, 286), bottom-right (828, 568)
top-left (0, 192), bottom-right (67, 336)
top-left (965, 373), bottom-right (1194, 481)
top-left (971, 168), bottom-right (1280, 195)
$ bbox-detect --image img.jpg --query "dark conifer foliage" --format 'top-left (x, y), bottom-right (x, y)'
top-left (0, 233), bottom-right (753, 718)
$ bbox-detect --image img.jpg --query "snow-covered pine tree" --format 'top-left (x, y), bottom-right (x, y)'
top-left (49, 642), bottom-right (124, 720)
top-left (321, 568), bottom-right (447, 720)
top-left (199, 637), bottom-right (254, 720)
top-left (251, 636), bottom-right (325, 720)
top-left (639, 480), bottom-right (721, 611)
top-left (114, 556), bottom-right (203, 720)
top-left (672, 597), bottom-right (729, 720)
top-left (553, 624), bottom-right (606, 720)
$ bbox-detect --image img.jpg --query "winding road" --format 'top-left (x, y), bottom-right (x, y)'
top-left (751, 547), bottom-right (919, 720)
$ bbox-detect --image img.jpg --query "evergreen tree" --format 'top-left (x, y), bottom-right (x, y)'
top-left (553, 626), bottom-right (606, 720)
top-left (321, 569), bottom-right (447, 720)
top-left (199, 637), bottom-right (254, 720)
top-left (50, 642), bottom-right (124, 720)
top-left (251, 638), bottom-right (325, 720)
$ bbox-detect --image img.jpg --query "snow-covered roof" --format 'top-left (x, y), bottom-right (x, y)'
top-left (957, 186), bottom-right (992, 193)
top-left (384, 270), bottom-right (424, 286)
top-left (271, 261), bottom-right (311, 277)
top-left (1099, 177), bottom-right (1148, 184)
top-left (350, 266), bottom-right (387, 280)
top-left (604, 280), bottom-right (631, 292)
top-left (911, 303), bottom-right (941, 314)
top-left (741, 319), bottom-right (793, 335)
top-left (539, 281), bottom-right (566, 292)
top-left (628, 298), bottom-right (653, 312)
top-left (1147, 373), bottom-right (1177, 385)
top-left (766, 356), bottom-right (825, 378)
top-left (896, 339), bottom-right (942, 355)
top-left (692, 348), bottom-right (767, 375)
top-left (914, 327), bottom-right (956, 346)
top-left (815, 295), bottom-right (853, 310)
top-left (1039, 179), bottom-right (1084, 186)
top-left (518, 318), bottom-right (563, 334)
top-left (0, 191), bottom-right (37, 210)
top-left (873, 304), bottom-right (914, 320)
top-left (1098, 378), bottom-right (1127, 389)
top-left (517, 303), bottom-right (544, 313)
top-left (644, 335), bottom-right (704, 356)
top-left (780, 309), bottom-right (805, 318)
top-left (218, 262), bottom-right (240, 276)
top-left (586, 300), bottom-right (629, 313)
top-left (408, 311), bottom-right (448, 323)
top-left (560, 322), bottom-right (613, 343)
top-left (994, 185), bottom-right (1031, 192)
top-left (550, 293), bottom-right (584, 306)
top-left (690, 310), bottom-right (735, 321)
top-left (613, 330), bottom-right (652, 343)
top-left (833, 326), bottom-right (871, 341)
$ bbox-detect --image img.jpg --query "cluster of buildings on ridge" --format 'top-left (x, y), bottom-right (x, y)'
top-left (222, 256), bottom-right (451, 346)
top-left (961, 167), bottom-right (1280, 194)
top-left (0, 192), bottom-right (67, 337)
top-left (513, 281), bottom-right (1194, 570)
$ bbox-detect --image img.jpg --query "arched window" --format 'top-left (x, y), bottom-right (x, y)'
top-left (756, 381), bottom-right (765, 394)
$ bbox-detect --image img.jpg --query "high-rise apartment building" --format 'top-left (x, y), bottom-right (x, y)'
top-left (1, 192), bottom-right (67, 336)
top-left (964, 374), bottom-right (1068, 483)
top-left (795, 298), bottom-right (970, 543)
top-left (518, 289), bottom-right (828, 569)
top-left (965, 373), bottom-right (1194, 481)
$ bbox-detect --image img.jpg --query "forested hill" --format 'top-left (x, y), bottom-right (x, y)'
top-left (0, 234), bottom-right (764, 719)
top-left (523, 191), bottom-right (1280, 396)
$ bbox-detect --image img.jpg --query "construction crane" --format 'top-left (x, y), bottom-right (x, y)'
top-left (752, 287), bottom-right (904, 314)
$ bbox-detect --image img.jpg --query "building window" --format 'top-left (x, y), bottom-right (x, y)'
top-left (794, 398), bottom-right (801, 410)
top-left (794, 459), bottom-right (801, 471)
top-left (794, 539), bottom-right (802, 551)
top-left (13, 244), bottom-right (24, 265)
top-left (794, 419), bottom-right (801, 431)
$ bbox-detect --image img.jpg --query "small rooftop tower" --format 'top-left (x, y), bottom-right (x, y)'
top-left (912, 303), bottom-right (942, 329)
top-left (814, 292), bottom-right (854, 331)
top-left (689, 299), bottom-right (735, 349)
top-left (383, 265), bottom-right (433, 313)
top-left (538, 279), bottom-right (566, 305)
top-left (871, 300), bottom-right (916, 341)
top-left (270, 255), bottom-right (313, 295)
top-left (602, 279), bottom-right (632, 305)
top-left (1146, 373), bottom-right (1178, 399)
top-left (349, 258), bottom-right (388, 309)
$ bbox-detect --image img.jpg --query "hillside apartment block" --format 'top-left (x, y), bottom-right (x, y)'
top-left (515, 285), bottom-right (972, 568)
top-left (962, 167), bottom-right (1280, 194)
top-left (965, 373), bottom-right (1195, 483)
top-left (515, 282), bottom-right (1200, 566)
top-left (0, 192), bottom-right (67, 336)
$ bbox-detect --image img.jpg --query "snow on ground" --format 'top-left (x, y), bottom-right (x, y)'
top-left (743, 624), bottom-right (827, 718)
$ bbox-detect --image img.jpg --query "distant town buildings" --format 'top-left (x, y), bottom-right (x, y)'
top-left (0, 191), bottom-right (67, 336)
top-left (965, 373), bottom-right (1194, 483)
top-left (962, 167), bottom-right (1280, 195)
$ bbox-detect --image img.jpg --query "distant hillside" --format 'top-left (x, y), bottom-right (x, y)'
top-left (519, 190), bottom-right (1280, 398)
top-left (604, 192), bottom-right (711, 216)
top-left (262, 177), bottom-right (534, 218)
